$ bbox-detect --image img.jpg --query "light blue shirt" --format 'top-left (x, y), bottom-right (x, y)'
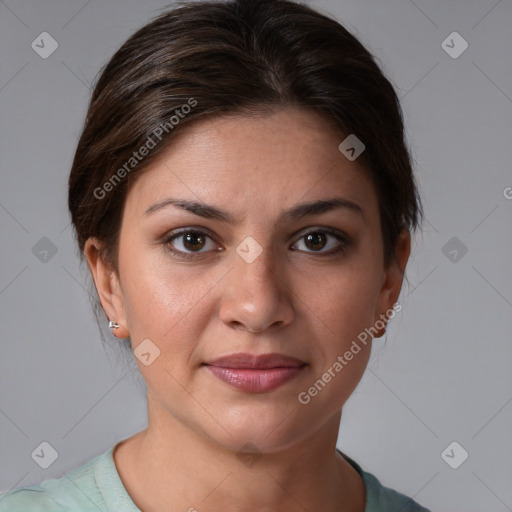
top-left (0, 444), bottom-right (431, 511)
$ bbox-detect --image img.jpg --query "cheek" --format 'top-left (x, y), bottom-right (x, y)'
top-left (291, 263), bottom-right (380, 404)
top-left (296, 261), bottom-right (380, 342)
top-left (119, 249), bottom-right (219, 363)
top-left (297, 289), bottom-right (373, 416)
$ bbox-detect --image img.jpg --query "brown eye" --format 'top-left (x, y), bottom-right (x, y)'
top-left (164, 229), bottom-right (220, 259)
top-left (292, 228), bottom-right (350, 256)
top-left (181, 231), bottom-right (206, 251)
top-left (304, 232), bottom-right (327, 251)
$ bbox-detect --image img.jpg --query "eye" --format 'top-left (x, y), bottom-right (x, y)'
top-left (291, 228), bottom-right (350, 256)
top-left (164, 227), bottom-right (350, 260)
top-left (164, 229), bottom-right (221, 259)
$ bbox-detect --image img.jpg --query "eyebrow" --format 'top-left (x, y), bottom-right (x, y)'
top-left (143, 196), bottom-right (365, 223)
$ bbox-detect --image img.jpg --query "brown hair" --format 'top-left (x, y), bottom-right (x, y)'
top-left (68, 0), bottom-right (423, 345)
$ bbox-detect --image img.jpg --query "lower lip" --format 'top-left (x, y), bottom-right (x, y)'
top-left (204, 365), bottom-right (305, 392)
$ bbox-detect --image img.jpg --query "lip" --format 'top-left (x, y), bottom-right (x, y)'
top-left (204, 353), bottom-right (305, 369)
top-left (203, 353), bottom-right (306, 393)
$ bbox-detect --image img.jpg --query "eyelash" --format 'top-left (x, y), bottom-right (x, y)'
top-left (163, 227), bottom-right (350, 260)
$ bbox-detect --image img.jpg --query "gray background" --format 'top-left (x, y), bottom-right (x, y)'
top-left (1, 0), bottom-right (511, 510)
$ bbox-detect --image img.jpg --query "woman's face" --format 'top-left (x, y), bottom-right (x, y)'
top-left (87, 106), bottom-right (410, 453)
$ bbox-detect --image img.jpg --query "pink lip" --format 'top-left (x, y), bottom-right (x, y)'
top-left (203, 353), bottom-right (306, 393)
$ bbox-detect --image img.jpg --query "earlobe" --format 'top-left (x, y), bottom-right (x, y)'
top-left (84, 237), bottom-right (130, 338)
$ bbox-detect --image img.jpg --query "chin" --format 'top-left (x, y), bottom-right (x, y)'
top-left (207, 405), bottom-right (309, 454)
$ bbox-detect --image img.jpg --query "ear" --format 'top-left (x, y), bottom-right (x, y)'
top-left (373, 228), bottom-right (411, 336)
top-left (84, 237), bottom-right (130, 339)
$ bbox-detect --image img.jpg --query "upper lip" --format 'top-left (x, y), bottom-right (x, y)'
top-left (203, 353), bottom-right (305, 369)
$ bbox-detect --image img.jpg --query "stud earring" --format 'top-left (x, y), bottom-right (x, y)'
top-left (108, 320), bottom-right (120, 330)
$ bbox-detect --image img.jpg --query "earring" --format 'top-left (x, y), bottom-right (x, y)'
top-left (109, 320), bottom-right (120, 330)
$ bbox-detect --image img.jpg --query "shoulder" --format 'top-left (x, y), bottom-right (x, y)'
top-left (338, 450), bottom-right (432, 512)
top-left (361, 470), bottom-right (432, 511)
top-left (0, 449), bottom-right (110, 512)
top-left (0, 487), bottom-right (68, 512)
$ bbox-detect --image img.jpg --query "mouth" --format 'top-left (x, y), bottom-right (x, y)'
top-left (202, 353), bottom-right (307, 393)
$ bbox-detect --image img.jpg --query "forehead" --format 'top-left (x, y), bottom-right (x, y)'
top-left (123, 106), bottom-right (378, 223)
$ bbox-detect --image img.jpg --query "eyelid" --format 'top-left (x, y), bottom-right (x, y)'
top-left (163, 227), bottom-right (221, 249)
top-left (163, 227), bottom-right (224, 261)
top-left (163, 225), bottom-right (218, 241)
top-left (163, 225), bottom-right (350, 260)
top-left (292, 225), bottom-right (347, 239)
top-left (292, 226), bottom-right (350, 252)
top-left (163, 225), bottom-right (348, 244)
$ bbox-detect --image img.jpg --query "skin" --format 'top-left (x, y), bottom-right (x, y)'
top-left (85, 105), bottom-right (410, 512)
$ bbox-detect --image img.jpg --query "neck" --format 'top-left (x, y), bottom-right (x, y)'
top-left (113, 401), bottom-right (365, 512)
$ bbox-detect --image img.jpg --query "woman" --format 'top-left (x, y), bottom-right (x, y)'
top-left (0, 0), bottom-right (431, 510)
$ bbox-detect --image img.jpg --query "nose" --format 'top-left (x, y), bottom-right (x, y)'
top-left (218, 241), bottom-right (295, 334)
